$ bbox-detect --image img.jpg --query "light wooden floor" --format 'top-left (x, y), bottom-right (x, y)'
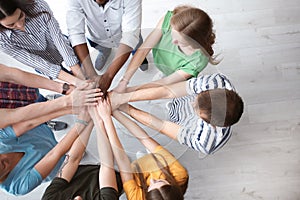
top-left (1, 0), bottom-right (299, 199)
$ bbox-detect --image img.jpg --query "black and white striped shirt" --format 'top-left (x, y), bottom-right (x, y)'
top-left (0, 0), bottom-right (78, 79)
top-left (169, 73), bottom-right (235, 154)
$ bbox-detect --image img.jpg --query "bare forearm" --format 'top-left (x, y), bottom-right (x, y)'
top-left (127, 105), bottom-right (164, 133)
top-left (58, 70), bottom-right (85, 87)
top-left (0, 64), bottom-right (63, 93)
top-left (94, 120), bottom-right (114, 168)
top-left (113, 110), bottom-right (159, 152)
top-left (73, 43), bottom-right (97, 79)
top-left (102, 117), bottom-right (133, 182)
top-left (59, 122), bottom-right (94, 182)
top-left (70, 64), bottom-right (86, 80)
top-left (121, 28), bottom-right (161, 83)
top-left (124, 105), bottom-right (179, 140)
top-left (35, 122), bottom-right (89, 179)
top-left (105, 44), bottom-right (131, 79)
top-left (121, 47), bottom-right (150, 82)
top-left (0, 95), bottom-right (71, 128)
top-left (12, 108), bottom-right (70, 136)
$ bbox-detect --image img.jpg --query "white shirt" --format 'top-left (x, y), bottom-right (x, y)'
top-left (66, 0), bottom-right (142, 49)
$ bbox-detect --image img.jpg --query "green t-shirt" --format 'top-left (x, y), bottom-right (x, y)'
top-left (42, 165), bottom-right (123, 200)
top-left (152, 11), bottom-right (209, 77)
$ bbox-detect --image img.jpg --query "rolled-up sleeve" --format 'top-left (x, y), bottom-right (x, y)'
top-left (120, 0), bottom-right (142, 49)
top-left (42, 1), bottom-right (79, 67)
top-left (66, 0), bottom-right (88, 47)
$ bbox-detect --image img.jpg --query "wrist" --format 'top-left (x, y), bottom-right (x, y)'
top-left (119, 76), bottom-right (129, 84)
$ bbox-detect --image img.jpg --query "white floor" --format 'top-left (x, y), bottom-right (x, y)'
top-left (1, 0), bottom-right (300, 199)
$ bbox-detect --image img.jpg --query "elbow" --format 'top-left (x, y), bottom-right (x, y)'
top-left (67, 152), bottom-right (84, 165)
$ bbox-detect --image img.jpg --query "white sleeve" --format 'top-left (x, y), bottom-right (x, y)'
top-left (120, 0), bottom-right (142, 49)
top-left (66, 0), bottom-right (87, 47)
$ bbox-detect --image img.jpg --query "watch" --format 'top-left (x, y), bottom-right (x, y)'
top-left (62, 83), bottom-right (70, 95)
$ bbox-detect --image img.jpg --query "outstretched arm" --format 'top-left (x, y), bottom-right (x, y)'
top-left (97, 43), bottom-right (132, 97)
top-left (34, 110), bottom-right (91, 179)
top-left (56, 111), bottom-right (93, 182)
top-left (119, 104), bottom-right (180, 140)
top-left (89, 106), bottom-right (118, 191)
top-left (110, 80), bottom-right (187, 110)
top-left (0, 64), bottom-right (73, 94)
top-left (0, 84), bottom-right (101, 133)
top-left (113, 19), bottom-right (164, 93)
top-left (126, 70), bottom-right (191, 92)
top-left (112, 110), bottom-right (159, 152)
top-left (96, 99), bottom-right (133, 184)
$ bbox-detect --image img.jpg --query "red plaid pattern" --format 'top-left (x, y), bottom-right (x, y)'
top-left (0, 82), bottom-right (38, 108)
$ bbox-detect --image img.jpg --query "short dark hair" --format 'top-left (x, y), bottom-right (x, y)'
top-left (196, 89), bottom-right (244, 127)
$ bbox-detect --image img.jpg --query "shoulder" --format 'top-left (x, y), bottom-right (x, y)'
top-left (99, 187), bottom-right (119, 200)
top-left (157, 11), bottom-right (173, 29)
top-left (42, 178), bottom-right (68, 200)
top-left (188, 73), bottom-right (234, 94)
top-left (31, 0), bottom-right (51, 10)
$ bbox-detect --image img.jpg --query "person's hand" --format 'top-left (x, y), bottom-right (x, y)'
top-left (113, 79), bottom-right (128, 93)
top-left (69, 81), bottom-right (102, 108)
top-left (96, 98), bottom-right (112, 120)
top-left (107, 90), bottom-right (123, 111)
top-left (93, 74), bottom-right (113, 98)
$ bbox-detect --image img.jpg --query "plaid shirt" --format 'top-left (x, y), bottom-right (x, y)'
top-left (0, 82), bottom-right (38, 108)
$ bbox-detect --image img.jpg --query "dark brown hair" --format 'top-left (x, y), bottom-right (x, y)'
top-left (0, 0), bottom-right (33, 19)
top-left (170, 5), bottom-right (217, 64)
top-left (0, 0), bottom-right (49, 30)
top-left (196, 89), bottom-right (244, 127)
top-left (133, 153), bottom-right (188, 200)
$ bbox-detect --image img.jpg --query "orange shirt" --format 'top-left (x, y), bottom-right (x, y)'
top-left (123, 146), bottom-right (188, 200)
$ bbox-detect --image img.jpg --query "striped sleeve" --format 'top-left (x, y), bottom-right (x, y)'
top-left (178, 119), bottom-right (232, 154)
top-left (0, 37), bottom-right (61, 79)
top-left (40, 0), bottom-right (79, 67)
top-left (186, 73), bottom-right (235, 95)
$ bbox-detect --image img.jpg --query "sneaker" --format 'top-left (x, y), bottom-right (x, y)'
top-left (47, 120), bottom-right (68, 131)
top-left (46, 93), bottom-right (63, 101)
top-left (139, 57), bottom-right (148, 71)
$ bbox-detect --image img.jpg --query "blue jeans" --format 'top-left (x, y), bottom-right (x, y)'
top-left (87, 33), bottom-right (144, 56)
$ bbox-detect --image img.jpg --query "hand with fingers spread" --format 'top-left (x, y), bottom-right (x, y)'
top-left (70, 81), bottom-right (102, 108)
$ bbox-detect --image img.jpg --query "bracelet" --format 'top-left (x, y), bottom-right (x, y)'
top-left (75, 118), bottom-right (88, 126)
top-left (120, 76), bottom-right (129, 84)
